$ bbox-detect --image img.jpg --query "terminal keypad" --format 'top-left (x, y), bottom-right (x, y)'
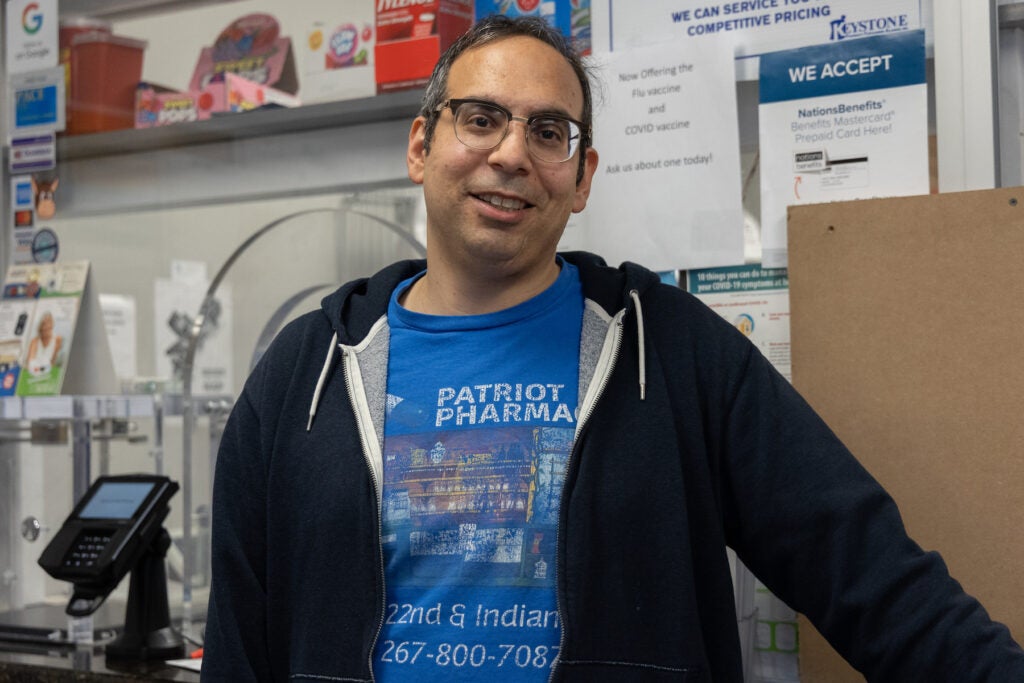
top-left (64, 532), bottom-right (113, 569)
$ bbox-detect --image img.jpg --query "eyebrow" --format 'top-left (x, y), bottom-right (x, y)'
top-left (456, 95), bottom-right (579, 121)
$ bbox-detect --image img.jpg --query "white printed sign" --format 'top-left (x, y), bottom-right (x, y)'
top-left (582, 41), bottom-right (744, 271)
top-left (758, 30), bottom-right (929, 268)
top-left (99, 294), bottom-right (138, 382)
top-left (4, 0), bottom-right (58, 75)
top-left (592, 0), bottom-right (924, 79)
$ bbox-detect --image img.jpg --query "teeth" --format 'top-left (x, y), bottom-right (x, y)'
top-left (480, 194), bottom-right (526, 210)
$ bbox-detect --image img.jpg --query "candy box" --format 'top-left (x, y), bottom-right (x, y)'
top-left (189, 13), bottom-right (298, 95)
top-left (473, 0), bottom-right (568, 32)
top-left (374, 0), bottom-right (474, 94)
top-left (135, 83), bottom-right (200, 127)
top-left (135, 73), bottom-right (300, 128)
top-left (474, 0), bottom-right (589, 55)
top-left (302, 16), bottom-right (376, 103)
top-left (570, 0), bottom-right (591, 56)
top-left (135, 13), bottom-right (301, 128)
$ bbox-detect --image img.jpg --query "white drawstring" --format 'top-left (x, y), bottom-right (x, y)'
top-left (307, 331), bottom-right (338, 431)
top-left (629, 289), bottom-right (646, 401)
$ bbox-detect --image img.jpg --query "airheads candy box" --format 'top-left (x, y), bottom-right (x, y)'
top-left (474, 0), bottom-right (568, 31)
top-left (374, 0), bottom-right (474, 94)
top-left (570, 0), bottom-right (591, 56)
top-left (474, 0), bottom-right (589, 55)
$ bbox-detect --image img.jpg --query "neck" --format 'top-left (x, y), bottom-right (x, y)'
top-left (402, 257), bottom-right (560, 316)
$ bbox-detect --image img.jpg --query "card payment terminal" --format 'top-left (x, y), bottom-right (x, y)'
top-left (37, 474), bottom-right (184, 660)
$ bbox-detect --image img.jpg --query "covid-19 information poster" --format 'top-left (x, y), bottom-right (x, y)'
top-left (758, 29), bottom-right (929, 268)
top-left (687, 263), bottom-right (792, 381)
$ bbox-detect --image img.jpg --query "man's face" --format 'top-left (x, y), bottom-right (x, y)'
top-left (407, 35), bottom-right (598, 282)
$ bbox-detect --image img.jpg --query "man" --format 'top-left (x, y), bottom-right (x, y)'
top-left (202, 15), bottom-right (1024, 682)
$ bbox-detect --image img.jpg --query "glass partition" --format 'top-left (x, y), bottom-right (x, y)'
top-left (0, 183), bottom-right (426, 645)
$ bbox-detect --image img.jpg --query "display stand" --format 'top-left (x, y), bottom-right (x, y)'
top-left (60, 264), bottom-right (119, 397)
top-left (0, 261), bottom-right (118, 400)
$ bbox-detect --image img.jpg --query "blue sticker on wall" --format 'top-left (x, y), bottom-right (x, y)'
top-left (15, 84), bottom-right (59, 128)
top-left (15, 181), bottom-right (34, 207)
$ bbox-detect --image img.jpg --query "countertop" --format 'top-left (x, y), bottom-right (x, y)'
top-left (0, 645), bottom-right (201, 681)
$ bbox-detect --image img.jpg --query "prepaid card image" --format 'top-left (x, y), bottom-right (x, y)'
top-left (758, 29), bottom-right (929, 268)
top-left (584, 40), bottom-right (744, 271)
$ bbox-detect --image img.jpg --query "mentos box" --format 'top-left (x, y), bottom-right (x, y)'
top-left (375, 0), bottom-right (474, 94)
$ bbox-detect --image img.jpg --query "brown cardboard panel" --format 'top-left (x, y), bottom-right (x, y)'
top-left (787, 188), bottom-right (1024, 682)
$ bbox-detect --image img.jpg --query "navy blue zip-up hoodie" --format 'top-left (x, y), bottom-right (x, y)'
top-left (203, 252), bottom-right (1024, 682)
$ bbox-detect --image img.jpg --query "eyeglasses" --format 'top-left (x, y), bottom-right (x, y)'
top-left (436, 98), bottom-right (586, 164)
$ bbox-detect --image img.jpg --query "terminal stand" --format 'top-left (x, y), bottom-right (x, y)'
top-left (104, 528), bottom-right (184, 661)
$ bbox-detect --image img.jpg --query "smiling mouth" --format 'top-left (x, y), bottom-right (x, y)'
top-left (475, 193), bottom-right (531, 212)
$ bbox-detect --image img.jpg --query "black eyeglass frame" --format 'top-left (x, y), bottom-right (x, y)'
top-left (435, 98), bottom-right (589, 163)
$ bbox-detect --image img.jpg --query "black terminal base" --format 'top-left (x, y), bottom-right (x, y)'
top-left (106, 625), bottom-right (185, 661)
top-left (104, 528), bottom-right (185, 662)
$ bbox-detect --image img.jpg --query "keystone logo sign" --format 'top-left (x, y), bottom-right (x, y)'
top-left (829, 13), bottom-right (910, 41)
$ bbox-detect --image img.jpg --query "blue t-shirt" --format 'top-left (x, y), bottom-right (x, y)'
top-left (375, 262), bottom-right (583, 680)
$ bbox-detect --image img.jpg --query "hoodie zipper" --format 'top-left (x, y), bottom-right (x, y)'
top-left (341, 344), bottom-right (386, 683)
top-left (549, 309), bottom-right (627, 681)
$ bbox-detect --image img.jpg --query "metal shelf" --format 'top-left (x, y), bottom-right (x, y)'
top-left (0, 395), bottom-right (155, 421)
top-left (0, 394), bottom-right (234, 420)
top-left (57, 90), bottom-right (424, 162)
top-left (61, 0), bottom-right (242, 21)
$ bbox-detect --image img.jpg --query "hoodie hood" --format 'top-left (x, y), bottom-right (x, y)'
top-left (320, 259), bottom-right (426, 344)
top-left (564, 251), bottom-right (663, 316)
top-left (318, 252), bottom-right (662, 340)
top-left (308, 252), bottom-right (663, 429)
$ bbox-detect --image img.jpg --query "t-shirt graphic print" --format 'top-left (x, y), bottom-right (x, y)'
top-left (375, 262), bottom-right (583, 681)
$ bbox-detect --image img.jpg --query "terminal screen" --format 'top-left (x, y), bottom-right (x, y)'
top-left (78, 482), bottom-right (155, 520)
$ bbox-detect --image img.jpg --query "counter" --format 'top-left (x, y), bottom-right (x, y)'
top-left (0, 645), bottom-right (201, 681)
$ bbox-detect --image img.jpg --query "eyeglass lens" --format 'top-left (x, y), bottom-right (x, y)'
top-left (452, 101), bottom-right (580, 163)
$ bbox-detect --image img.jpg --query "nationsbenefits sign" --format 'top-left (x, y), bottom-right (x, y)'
top-left (758, 29), bottom-right (929, 269)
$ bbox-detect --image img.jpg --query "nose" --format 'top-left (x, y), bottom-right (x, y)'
top-left (487, 118), bottom-right (532, 173)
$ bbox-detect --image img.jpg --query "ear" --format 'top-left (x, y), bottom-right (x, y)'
top-left (572, 146), bottom-right (600, 214)
top-left (407, 116), bottom-right (428, 185)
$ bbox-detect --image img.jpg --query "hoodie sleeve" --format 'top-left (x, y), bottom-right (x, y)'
top-left (202, 363), bottom-right (273, 682)
top-left (720, 342), bottom-right (1024, 681)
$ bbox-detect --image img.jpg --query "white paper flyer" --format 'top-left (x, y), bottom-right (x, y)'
top-left (583, 40), bottom-right (744, 271)
top-left (758, 29), bottom-right (929, 268)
